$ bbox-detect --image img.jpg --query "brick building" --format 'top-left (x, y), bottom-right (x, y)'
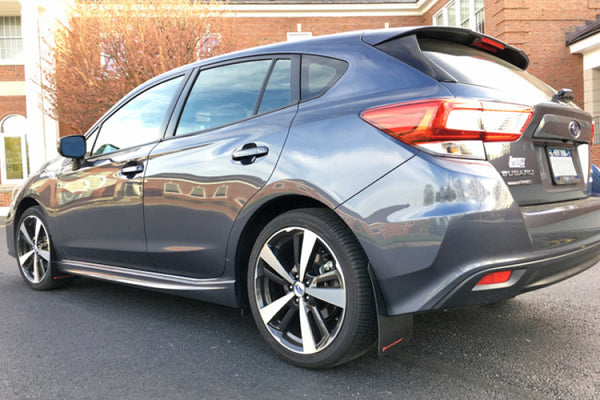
top-left (567, 15), bottom-right (600, 171)
top-left (0, 0), bottom-right (599, 209)
top-left (0, 0), bottom-right (61, 208)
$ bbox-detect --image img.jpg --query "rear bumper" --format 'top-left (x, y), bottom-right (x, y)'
top-left (435, 239), bottom-right (600, 309)
top-left (338, 152), bottom-right (600, 317)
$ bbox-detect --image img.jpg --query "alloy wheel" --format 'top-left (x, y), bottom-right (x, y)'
top-left (17, 215), bottom-right (51, 284)
top-left (253, 227), bottom-right (347, 354)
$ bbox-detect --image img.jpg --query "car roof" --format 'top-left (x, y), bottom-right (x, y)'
top-left (155, 26), bottom-right (528, 80)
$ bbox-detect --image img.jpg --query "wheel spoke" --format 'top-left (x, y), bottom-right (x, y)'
top-left (308, 304), bottom-right (331, 343)
top-left (298, 229), bottom-right (317, 281)
top-left (32, 253), bottom-right (41, 283)
top-left (259, 245), bottom-right (294, 284)
top-left (20, 224), bottom-right (34, 247)
top-left (19, 249), bottom-right (34, 266)
top-left (38, 249), bottom-right (50, 262)
top-left (299, 297), bottom-right (316, 353)
top-left (33, 218), bottom-right (42, 244)
top-left (259, 292), bottom-right (294, 324)
top-left (306, 287), bottom-right (346, 309)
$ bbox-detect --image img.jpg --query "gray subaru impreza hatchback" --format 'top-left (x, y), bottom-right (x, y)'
top-left (6, 26), bottom-right (600, 368)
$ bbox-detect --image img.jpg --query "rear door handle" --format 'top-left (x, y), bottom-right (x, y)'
top-left (232, 144), bottom-right (269, 164)
top-left (121, 162), bottom-right (144, 177)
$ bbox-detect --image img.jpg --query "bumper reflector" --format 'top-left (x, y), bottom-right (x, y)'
top-left (476, 270), bottom-right (512, 285)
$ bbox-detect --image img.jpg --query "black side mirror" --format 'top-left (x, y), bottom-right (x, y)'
top-left (58, 135), bottom-right (86, 159)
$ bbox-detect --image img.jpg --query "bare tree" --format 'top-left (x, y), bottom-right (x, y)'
top-left (45, 0), bottom-right (239, 135)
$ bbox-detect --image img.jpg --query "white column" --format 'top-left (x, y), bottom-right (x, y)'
top-left (21, 0), bottom-right (60, 173)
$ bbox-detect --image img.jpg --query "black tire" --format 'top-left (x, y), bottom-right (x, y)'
top-left (15, 207), bottom-right (70, 290)
top-left (247, 208), bottom-right (376, 368)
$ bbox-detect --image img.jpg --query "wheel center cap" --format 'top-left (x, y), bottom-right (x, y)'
top-left (293, 281), bottom-right (305, 297)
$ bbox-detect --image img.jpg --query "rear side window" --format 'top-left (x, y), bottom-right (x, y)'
top-left (418, 39), bottom-right (556, 103)
top-left (301, 55), bottom-right (348, 100)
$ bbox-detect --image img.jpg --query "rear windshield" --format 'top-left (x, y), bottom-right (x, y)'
top-left (419, 38), bottom-right (556, 104)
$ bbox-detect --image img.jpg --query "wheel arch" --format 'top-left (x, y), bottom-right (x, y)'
top-left (14, 197), bottom-right (42, 227)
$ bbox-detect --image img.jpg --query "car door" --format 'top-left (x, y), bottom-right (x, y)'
top-left (143, 56), bottom-right (299, 278)
top-left (54, 75), bottom-right (186, 270)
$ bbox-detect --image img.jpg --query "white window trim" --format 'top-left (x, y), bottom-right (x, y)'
top-left (0, 115), bottom-right (29, 184)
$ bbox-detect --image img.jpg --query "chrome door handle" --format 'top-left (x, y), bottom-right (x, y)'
top-left (232, 144), bottom-right (269, 164)
top-left (121, 163), bottom-right (144, 176)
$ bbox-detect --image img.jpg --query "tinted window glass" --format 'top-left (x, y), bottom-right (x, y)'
top-left (258, 59), bottom-right (291, 114)
top-left (176, 60), bottom-right (272, 136)
top-left (301, 55), bottom-right (348, 100)
top-left (92, 76), bottom-right (183, 156)
top-left (419, 39), bottom-right (555, 103)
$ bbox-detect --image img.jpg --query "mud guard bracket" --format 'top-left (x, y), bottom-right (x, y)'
top-left (368, 265), bottom-right (413, 355)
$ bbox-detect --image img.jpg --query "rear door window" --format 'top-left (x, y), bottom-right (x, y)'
top-left (176, 60), bottom-right (272, 136)
top-left (258, 59), bottom-right (292, 114)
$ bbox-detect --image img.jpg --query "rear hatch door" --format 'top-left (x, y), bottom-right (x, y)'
top-left (365, 27), bottom-right (593, 206)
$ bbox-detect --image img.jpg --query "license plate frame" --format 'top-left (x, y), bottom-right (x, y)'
top-left (547, 147), bottom-right (580, 185)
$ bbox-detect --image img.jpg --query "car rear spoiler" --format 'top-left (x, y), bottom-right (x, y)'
top-left (362, 26), bottom-right (529, 71)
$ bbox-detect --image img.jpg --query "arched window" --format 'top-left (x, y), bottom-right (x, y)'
top-left (0, 114), bottom-right (29, 183)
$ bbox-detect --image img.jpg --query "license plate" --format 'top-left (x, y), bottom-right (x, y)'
top-left (547, 148), bottom-right (579, 185)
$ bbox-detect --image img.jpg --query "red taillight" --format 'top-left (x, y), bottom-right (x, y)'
top-left (476, 270), bottom-right (512, 286)
top-left (361, 99), bottom-right (533, 146)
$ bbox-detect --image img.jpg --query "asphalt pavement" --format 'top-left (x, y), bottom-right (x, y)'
top-left (0, 225), bottom-right (598, 399)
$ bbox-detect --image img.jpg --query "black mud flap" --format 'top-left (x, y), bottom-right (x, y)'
top-left (368, 266), bottom-right (413, 355)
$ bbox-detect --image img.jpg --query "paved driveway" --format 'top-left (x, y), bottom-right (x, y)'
top-left (0, 225), bottom-right (598, 399)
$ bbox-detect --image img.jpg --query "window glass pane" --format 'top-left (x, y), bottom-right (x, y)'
top-left (460, 0), bottom-right (470, 23)
top-left (301, 55), bottom-right (348, 100)
top-left (475, 0), bottom-right (484, 9)
top-left (474, 8), bottom-right (485, 33)
top-left (434, 12), bottom-right (444, 26)
top-left (176, 60), bottom-right (272, 136)
top-left (4, 136), bottom-right (23, 180)
top-left (447, 1), bottom-right (456, 26)
top-left (258, 59), bottom-right (291, 114)
top-left (92, 76), bottom-right (183, 156)
top-left (0, 16), bottom-right (23, 61)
